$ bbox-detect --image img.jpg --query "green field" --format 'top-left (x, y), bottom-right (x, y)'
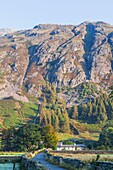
top-left (57, 120), bottom-right (102, 141)
top-left (0, 152), bottom-right (25, 156)
top-left (0, 99), bottom-right (38, 128)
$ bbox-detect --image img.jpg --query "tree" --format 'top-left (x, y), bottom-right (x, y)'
top-left (1, 127), bottom-right (16, 151)
top-left (38, 103), bottom-right (47, 126)
top-left (98, 122), bottom-right (113, 149)
top-left (54, 115), bottom-right (59, 131)
top-left (109, 86), bottom-right (113, 99)
top-left (61, 112), bottom-right (70, 133)
top-left (79, 103), bottom-right (88, 120)
top-left (16, 123), bottom-right (41, 151)
top-left (1, 123), bottom-right (59, 151)
top-left (70, 105), bottom-right (78, 119)
top-left (41, 125), bottom-right (58, 149)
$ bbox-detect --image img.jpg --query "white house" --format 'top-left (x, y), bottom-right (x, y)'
top-left (57, 142), bottom-right (85, 151)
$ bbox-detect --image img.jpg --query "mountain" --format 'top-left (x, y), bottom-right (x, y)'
top-left (0, 22), bottom-right (113, 103)
top-left (0, 28), bottom-right (16, 36)
top-left (0, 22), bottom-right (113, 130)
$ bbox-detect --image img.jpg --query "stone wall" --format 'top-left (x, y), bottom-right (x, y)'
top-left (21, 156), bottom-right (47, 170)
top-left (45, 153), bottom-right (86, 169)
top-left (90, 161), bottom-right (113, 170)
top-left (0, 156), bottom-right (22, 163)
top-left (46, 153), bottom-right (113, 170)
top-left (51, 150), bottom-right (113, 154)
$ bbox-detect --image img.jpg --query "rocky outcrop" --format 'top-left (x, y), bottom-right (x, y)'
top-left (0, 28), bottom-right (16, 36)
top-left (0, 22), bottom-right (113, 104)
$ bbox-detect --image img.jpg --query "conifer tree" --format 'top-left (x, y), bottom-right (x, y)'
top-left (71, 105), bottom-right (78, 119)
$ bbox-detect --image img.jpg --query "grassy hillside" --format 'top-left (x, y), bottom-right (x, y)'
top-left (0, 99), bottom-right (101, 142)
top-left (0, 99), bottom-right (38, 128)
top-left (57, 119), bottom-right (104, 141)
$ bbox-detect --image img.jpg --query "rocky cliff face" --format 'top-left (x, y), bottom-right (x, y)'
top-left (0, 22), bottom-right (113, 104)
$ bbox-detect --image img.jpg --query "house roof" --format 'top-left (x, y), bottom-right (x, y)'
top-left (57, 145), bottom-right (76, 148)
top-left (57, 144), bottom-right (85, 148)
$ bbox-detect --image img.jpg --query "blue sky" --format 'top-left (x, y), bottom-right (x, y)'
top-left (1, 0), bottom-right (113, 30)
